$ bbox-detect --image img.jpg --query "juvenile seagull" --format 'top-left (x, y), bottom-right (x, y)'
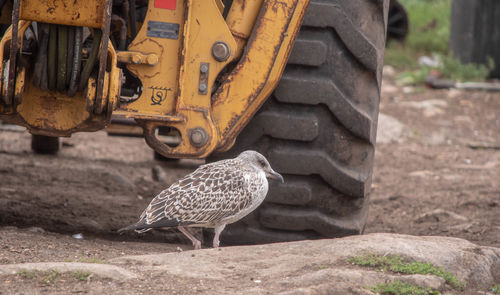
top-left (118, 150), bottom-right (283, 250)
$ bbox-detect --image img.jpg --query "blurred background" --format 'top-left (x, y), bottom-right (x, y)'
top-left (387, 0), bottom-right (500, 85)
top-left (367, 0), bottom-right (499, 247)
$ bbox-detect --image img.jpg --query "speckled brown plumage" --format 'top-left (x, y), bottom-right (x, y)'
top-left (118, 150), bottom-right (283, 250)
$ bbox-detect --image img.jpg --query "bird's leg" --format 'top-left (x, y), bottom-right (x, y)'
top-left (213, 224), bottom-right (226, 248)
top-left (177, 226), bottom-right (202, 250)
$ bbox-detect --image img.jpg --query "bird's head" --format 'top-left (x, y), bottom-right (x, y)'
top-left (238, 150), bottom-right (284, 183)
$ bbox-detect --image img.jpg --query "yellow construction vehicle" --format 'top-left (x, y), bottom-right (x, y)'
top-left (0, 0), bottom-right (389, 244)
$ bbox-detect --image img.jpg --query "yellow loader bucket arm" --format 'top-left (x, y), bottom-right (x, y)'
top-left (212, 1), bottom-right (308, 152)
top-left (0, 0), bottom-right (310, 158)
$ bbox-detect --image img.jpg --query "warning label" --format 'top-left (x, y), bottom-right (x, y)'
top-left (154, 0), bottom-right (176, 10)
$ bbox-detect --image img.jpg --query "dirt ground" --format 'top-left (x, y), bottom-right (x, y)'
top-left (368, 69), bottom-right (500, 248)
top-left (0, 70), bottom-right (499, 293)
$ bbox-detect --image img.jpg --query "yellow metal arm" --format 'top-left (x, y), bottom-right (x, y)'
top-left (117, 0), bottom-right (309, 158)
top-left (0, 0), bottom-right (310, 159)
top-left (212, 0), bottom-right (310, 152)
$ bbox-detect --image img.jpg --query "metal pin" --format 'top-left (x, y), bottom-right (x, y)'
top-left (199, 84), bottom-right (207, 92)
top-left (212, 41), bottom-right (230, 62)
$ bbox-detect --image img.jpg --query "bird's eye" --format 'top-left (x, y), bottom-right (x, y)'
top-left (258, 159), bottom-right (266, 167)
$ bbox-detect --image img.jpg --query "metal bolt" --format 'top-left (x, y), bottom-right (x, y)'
top-left (199, 83), bottom-right (207, 92)
top-left (131, 54), bottom-right (142, 64)
top-left (211, 41), bottom-right (230, 62)
top-left (189, 128), bottom-right (208, 147)
top-left (146, 54), bottom-right (158, 65)
top-left (200, 64), bottom-right (209, 73)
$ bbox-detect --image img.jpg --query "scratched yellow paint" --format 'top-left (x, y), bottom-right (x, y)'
top-left (213, 0), bottom-right (311, 152)
top-left (16, 83), bottom-right (91, 132)
top-left (226, 0), bottom-right (264, 58)
top-left (20, 0), bottom-right (106, 28)
top-left (115, 0), bottom-right (186, 118)
top-left (0, 0), bottom-right (310, 158)
top-left (127, 0), bottom-right (237, 158)
top-left (14, 40), bottom-right (120, 134)
top-left (0, 19), bottom-right (120, 135)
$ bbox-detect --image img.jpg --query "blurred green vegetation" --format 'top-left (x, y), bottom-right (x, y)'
top-left (384, 0), bottom-right (493, 84)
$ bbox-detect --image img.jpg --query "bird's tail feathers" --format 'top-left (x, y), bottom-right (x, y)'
top-left (117, 223), bottom-right (143, 234)
top-left (135, 228), bottom-right (152, 234)
top-left (118, 217), bottom-right (182, 234)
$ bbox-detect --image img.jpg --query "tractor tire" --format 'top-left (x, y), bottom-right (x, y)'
top-left (31, 135), bottom-right (61, 154)
top-left (387, 0), bottom-right (409, 42)
top-left (209, 0), bottom-right (389, 245)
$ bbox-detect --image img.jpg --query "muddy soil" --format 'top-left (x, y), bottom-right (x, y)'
top-left (0, 72), bottom-right (498, 293)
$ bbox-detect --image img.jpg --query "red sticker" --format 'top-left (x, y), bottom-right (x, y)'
top-left (154, 0), bottom-right (176, 10)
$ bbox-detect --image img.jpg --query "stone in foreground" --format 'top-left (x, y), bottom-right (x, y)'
top-left (111, 233), bottom-right (500, 294)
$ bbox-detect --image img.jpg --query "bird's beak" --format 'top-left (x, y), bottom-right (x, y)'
top-left (267, 170), bottom-right (284, 183)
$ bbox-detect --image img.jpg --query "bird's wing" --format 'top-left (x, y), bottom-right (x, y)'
top-left (139, 160), bottom-right (255, 228)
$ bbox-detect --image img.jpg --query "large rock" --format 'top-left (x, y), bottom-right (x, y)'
top-left (110, 233), bottom-right (500, 294)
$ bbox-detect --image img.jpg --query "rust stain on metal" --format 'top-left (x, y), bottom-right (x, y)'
top-left (2, 0), bottom-right (308, 159)
top-left (134, 38), bottom-right (165, 53)
top-left (213, 0), bottom-right (302, 149)
top-left (95, 2), bottom-right (104, 25)
top-left (179, 105), bottom-right (210, 118)
top-left (120, 112), bottom-right (184, 121)
top-left (7, 0), bottom-right (21, 105)
top-left (176, 2), bottom-right (190, 102)
top-left (20, 0), bottom-right (105, 28)
top-left (94, 0), bottom-right (113, 115)
top-left (143, 72), bottom-right (160, 79)
top-left (273, 1), bottom-right (289, 13)
top-left (126, 39), bottom-right (165, 78)
top-left (213, 1), bottom-right (294, 111)
top-left (72, 12), bottom-right (81, 21)
top-left (229, 31), bottom-right (247, 39)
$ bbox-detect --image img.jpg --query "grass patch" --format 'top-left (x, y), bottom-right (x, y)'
top-left (437, 56), bottom-right (493, 82)
top-left (384, 43), bottom-right (420, 70)
top-left (392, 0), bottom-right (451, 56)
top-left (42, 270), bottom-right (60, 284)
top-left (17, 269), bottom-right (37, 280)
top-left (395, 55), bottom-right (493, 85)
top-left (385, 0), bottom-right (451, 70)
top-left (17, 269), bottom-right (95, 284)
top-left (491, 285), bottom-right (500, 294)
top-left (385, 0), bottom-right (492, 84)
top-left (18, 269), bottom-right (61, 284)
top-left (73, 271), bottom-right (92, 281)
top-left (76, 257), bottom-right (106, 264)
top-left (347, 253), bottom-right (465, 290)
top-left (368, 280), bottom-right (440, 295)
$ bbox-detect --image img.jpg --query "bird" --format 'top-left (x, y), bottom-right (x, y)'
top-left (118, 150), bottom-right (284, 250)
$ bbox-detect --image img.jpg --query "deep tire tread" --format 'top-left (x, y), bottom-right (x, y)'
top-left (212, 0), bottom-right (388, 245)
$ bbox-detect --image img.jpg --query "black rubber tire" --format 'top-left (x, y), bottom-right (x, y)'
top-left (209, 0), bottom-right (389, 245)
top-left (387, 0), bottom-right (409, 42)
top-left (31, 135), bottom-right (61, 154)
